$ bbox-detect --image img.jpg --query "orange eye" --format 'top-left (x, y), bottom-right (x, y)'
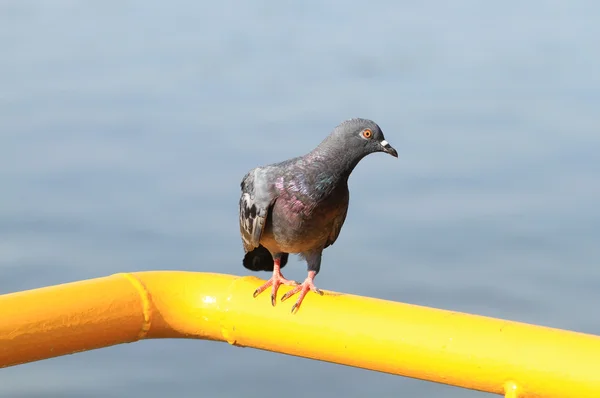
top-left (362, 129), bottom-right (373, 139)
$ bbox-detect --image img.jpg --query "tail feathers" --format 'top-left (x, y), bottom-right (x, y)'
top-left (243, 245), bottom-right (288, 271)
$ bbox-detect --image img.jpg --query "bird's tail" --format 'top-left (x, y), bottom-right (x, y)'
top-left (243, 245), bottom-right (288, 272)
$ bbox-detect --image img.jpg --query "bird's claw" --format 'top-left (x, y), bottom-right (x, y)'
top-left (253, 273), bottom-right (297, 306)
top-left (291, 302), bottom-right (300, 314)
top-left (281, 277), bottom-right (323, 313)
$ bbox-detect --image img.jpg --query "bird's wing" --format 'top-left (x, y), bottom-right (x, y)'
top-left (324, 204), bottom-right (348, 249)
top-left (239, 167), bottom-right (277, 252)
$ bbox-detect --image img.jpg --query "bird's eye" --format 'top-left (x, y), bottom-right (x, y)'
top-left (361, 129), bottom-right (373, 139)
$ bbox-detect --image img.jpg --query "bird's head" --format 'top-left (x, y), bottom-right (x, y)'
top-left (329, 118), bottom-right (398, 159)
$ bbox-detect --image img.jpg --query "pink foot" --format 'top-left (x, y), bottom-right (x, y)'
top-left (253, 268), bottom-right (297, 306)
top-left (281, 271), bottom-right (323, 313)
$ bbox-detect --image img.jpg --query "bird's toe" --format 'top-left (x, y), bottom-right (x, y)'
top-left (281, 276), bottom-right (323, 313)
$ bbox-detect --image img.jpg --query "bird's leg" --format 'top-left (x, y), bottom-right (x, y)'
top-left (253, 256), bottom-right (297, 306)
top-left (281, 251), bottom-right (324, 313)
top-left (281, 271), bottom-right (323, 313)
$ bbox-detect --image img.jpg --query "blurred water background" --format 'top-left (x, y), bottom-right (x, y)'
top-left (1, 1), bottom-right (599, 397)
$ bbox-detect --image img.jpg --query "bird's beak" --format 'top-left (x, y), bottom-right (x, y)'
top-left (380, 140), bottom-right (398, 158)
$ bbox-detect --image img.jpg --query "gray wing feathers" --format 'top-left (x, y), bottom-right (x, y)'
top-left (239, 168), bottom-right (276, 252)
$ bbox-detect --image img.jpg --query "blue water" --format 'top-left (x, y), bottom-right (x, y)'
top-left (2, 1), bottom-right (600, 396)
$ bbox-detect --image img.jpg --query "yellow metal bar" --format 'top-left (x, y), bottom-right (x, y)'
top-left (1, 272), bottom-right (599, 397)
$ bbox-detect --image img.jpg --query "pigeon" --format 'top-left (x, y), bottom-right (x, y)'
top-left (239, 118), bottom-right (397, 313)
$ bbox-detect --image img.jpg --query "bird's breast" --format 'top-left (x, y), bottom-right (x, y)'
top-left (262, 185), bottom-right (349, 254)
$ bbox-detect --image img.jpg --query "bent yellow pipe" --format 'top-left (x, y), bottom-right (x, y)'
top-left (0, 271), bottom-right (599, 398)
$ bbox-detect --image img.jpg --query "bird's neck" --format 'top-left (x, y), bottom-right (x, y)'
top-left (306, 141), bottom-right (366, 182)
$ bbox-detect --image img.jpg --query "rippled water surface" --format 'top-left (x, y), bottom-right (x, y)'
top-left (1, 1), bottom-right (599, 397)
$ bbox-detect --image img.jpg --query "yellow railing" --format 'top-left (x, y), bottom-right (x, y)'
top-left (1, 271), bottom-right (599, 397)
